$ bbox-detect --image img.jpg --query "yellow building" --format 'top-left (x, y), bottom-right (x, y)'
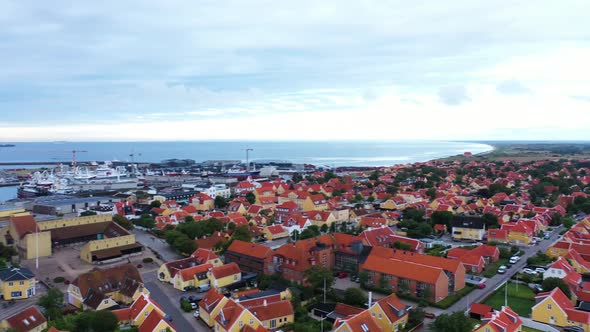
top-left (474, 306), bottom-right (523, 332)
top-left (112, 294), bottom-right (176, 332)
top-left (0, 267), bottom-right (37, 300)
top-left (451, 217), bottom-right (486, 241)
top-left (0, 205), bottom-right (26, 219)
top-left (301, 194), bottom-right (328, 211)
top-left (171, 263), bottom-right (212, 291)
top-left (1, 215), bottom-right (52, 260)
top-left (199, 289), bottom-right (230, 327)
top-left (214, 298), bottom-right (262, 332)
top-left (67, 264), bottom-right (147, 310)
top-left (503, 221), bottom-right (534, 246)
top-left (260, 225), bottom-right (289, 241)
top-left (1, 305), bottom-right (47, 332)
top-left (531, 288), bottom-right (589, 331)
top-left (367, 293), bottom-right (409, 332)
top-left (209, 262), bottom-right (241, 289)
top-left (78, 222), bottom-right (140, 263)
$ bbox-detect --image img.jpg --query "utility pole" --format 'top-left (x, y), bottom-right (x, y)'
top-left (323, 277), bottom-right (326, 303)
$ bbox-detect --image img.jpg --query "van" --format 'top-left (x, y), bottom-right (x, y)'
top-left (509, 256), bottom-right (520, 264)
top-left (197, 284), bottom-right (211, 293)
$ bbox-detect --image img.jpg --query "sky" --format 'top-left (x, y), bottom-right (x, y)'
top-left (1, 0), bottom-right (589, 141)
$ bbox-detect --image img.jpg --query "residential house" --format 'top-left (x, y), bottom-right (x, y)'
top-left (209, 263), bottom-right (241, 289)
top-left (452, 216), bottom-right (486, 241)
top-left (367, 293), bottom-right (410, 332)
top-left (112, 293), bottom-right (173, 331)
top-left (488, 229), bottom-right (509, 244)
top-left (0, 267), bottom-right (37, 300)
top-left (502, 220), bottom-right (534, 245)
top-left (360, 227), bottom-right (424, 253)
top-left (474, 306), bottom-right (522, 332)
top-left (195, 231), bottom-right (228, 253)
top-left (333, 233), bottom-right (370, 273)
top-left (301, 194), bottom-right (329, 211)
top-left (67, 264), bottom-right (147, 310)
top-left (271, 237), bottom-right (334, 285)
top-left (260, 225), bottom-right (289, 241)
top-left (225, 240), bottom-right (273, 275)
top-left (171, 263), bottom-right (212, 291)
top-left (214, 298), bottom-right (263, 332)
top-left (333, 310), bottom-right (382, 332)
top-left (532, 287), bottom-right (590, 330)
top-left (240, 295), bottom-right (294, 330)
top-left (0, 306), bottom-right (47, 332)
top-left (190, 193), bottom-right (215, 211)
top-left (275, 201), bottom-right (299, 223)
top-left (199, 288), bottom-right (230, 327)
top-left (447, 245), bottom-right (500, 273)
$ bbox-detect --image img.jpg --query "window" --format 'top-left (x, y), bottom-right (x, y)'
top-left (239, 321), bottom-right (243, 328)
top-left (548, 304), bottom-right (552, 310)
top-left (234, 275), bottom-right (238, 281)
top-left (20, 281), bottom-right (25, 285)
top-left (361, 323), bottom-right (369, 332)
top-left (145, 311), bottom-right (149, 317)
top-left (270, 320), bottom-right (276, 329)
top-left (250, 319), bottom-right (253, 325)
top-left (9, 282), bottom-right (13, 286)
top-left (485, 328), bottom-right (491, 332)
top-left (379, 313), bottom-right (382, 319)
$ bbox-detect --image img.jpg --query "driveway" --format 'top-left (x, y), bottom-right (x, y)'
top-left (444, 226), bottom-right (563, 314)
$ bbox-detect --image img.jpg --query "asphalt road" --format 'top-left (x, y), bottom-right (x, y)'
top-left (445, 226), bottom-right (563, 313)
top-left (132, 229), bottom-right (182, 262)
top-left (145, 281), bottom-right (210, 332)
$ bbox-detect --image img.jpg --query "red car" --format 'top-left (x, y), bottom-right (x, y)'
top-left (478, 283), bottom-right (486, 289)
top-left (338, 272), bottom-right (348, 279)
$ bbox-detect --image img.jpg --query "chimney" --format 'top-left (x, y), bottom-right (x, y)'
top-left (368, 291), bottom-right (373, 309)
top-left (263, 299), bottom-right (267, 306)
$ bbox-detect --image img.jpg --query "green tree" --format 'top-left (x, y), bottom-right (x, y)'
top-left (214, 196), bottom-right (227, 209)
top-left (135, 214), bottom-right (155, 229)
top-left (343, 287), bottom-right (367, 307)
top-left (38, 288), bottom-right (64, 321)
top-left (358, 270), bottom-right (369, 287)
top-left (426, 187), bottom-right (437, 200)
top-left (379, 274), bottom-right (388, 289)
top-left (304, 266), bottom-right (334, 291)
top-left (245, 192), bottom-right (256, 204)
top-left (542, 277), bottom-right (572, 298)
top-left (563, 216), bottom-right (575, 229)
top-left (320, 224), bottom-right (328, 233)
top-left (430, 211), bottom-right (453, 228)
top-left (482, 213), bottom-right (499, 229)
top-left (329, 222), bottom-right (336, 233)
top-left (73, 310), bottom-right (118, 332)
top-left (291, 173), bottom-right (303, 183)
top-left (0, 242), bottom-right (16, 260)
top-left (430, 311), bottom-right (474, 332)
top-left (393, 241), bottom-right (413, 250)
top-left (150, 200), bottom-right (162, 208)
top-left (113, 214), bottom-right (133, 230)
top-left (232, 225), bottom-right (252, 242)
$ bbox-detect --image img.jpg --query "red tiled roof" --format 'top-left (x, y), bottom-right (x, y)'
top-left (471, 303), bottom-right (493, 316)
top-left (360, 254), bottom-right (446, 285)
top-left (6, 306), bottom-right (47, 332)
top-left (334, 303), bottom-right (364, 317)
top-left (211, 262), bottom-right (241, 279)
top-left (10, 215), bottom-right (39, 239)
top-left (138, 310), bottom-right (170, 332)
top-left (248, 300), bottom-right (294, 321)
top-left (226, 240), bottom-right (272, 260)
top-left (266, 225), bottom-right (287, 235)
top-left (179, 263), bottom-right (212, 281)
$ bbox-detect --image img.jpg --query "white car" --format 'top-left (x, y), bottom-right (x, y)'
top-left (191, 302), bottom-right (198, 309)
top-left (193, 309), bottom-right (199, 318)
top-left (497, 265), bottom-right (507, 274)
top-left (535, 268), bottom-right (546, 274)
top-left (523, 268), bottom-right (538, 275)
top-left (509, 256), bottom-right (520, 264)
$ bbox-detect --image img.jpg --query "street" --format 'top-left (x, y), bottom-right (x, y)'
top-left (132, 229), bottom-right (182, 262)
top-left (445, 226), bottom-right (563, 313)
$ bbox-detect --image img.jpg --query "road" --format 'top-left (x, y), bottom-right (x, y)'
top-left (145, 279), bottom-right (210, 332)
top-left (445, 226), bottom-right (563, 313)
top-left (132, 229), bottom-right (182, 262)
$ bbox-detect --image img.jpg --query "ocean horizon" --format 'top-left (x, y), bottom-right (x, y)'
top-left (0, 140), bottom-right (492, 167)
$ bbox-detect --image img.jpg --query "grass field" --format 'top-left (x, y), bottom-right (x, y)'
top-left (483, 282), bottom-right (535, 316)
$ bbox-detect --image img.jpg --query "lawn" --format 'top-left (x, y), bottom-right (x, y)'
top-left (483, 282), bottom-right (535, 316)
top-left (482, 258), bottom-right (509, 278)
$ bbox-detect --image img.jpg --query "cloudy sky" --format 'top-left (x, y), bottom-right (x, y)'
top-left (1, 0), bottom-right (589, 141)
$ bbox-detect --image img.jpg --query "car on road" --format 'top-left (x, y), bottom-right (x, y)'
top-left (477, 283), bottom-right (486, 289)
top-left (497, 265), bottom-right (507, 274)
top-left (509, 256), bottom-right (521, 264)
top-left (164, 314), bottom-right (173, 322)
top-left (527, 283), bottom-right (543, 293)
top-left (424, 312), bottom-right (436, 319)
top-left (522, 268), bottom-right (538, 275)
top-left (193, 309), bottom-right (199, 318)
top-left (544, 234), bottom-right (551, 239)
top-left (191, 302), bottom-right (198, 309)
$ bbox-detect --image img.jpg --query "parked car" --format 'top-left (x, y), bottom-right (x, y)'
top-left (535, 268), bottom-right (546, 274)
top-left (191, 302), bottom-right (198, 309)
top-left (338, 272), bottom-right (348, 279)
top-left (424, 312), bottom-right (436, 319)
top-left (509, 256), bottom-right (520, 264)
top-left (164, 314), bottom-right (173, 322)
top-left (544, 234), bottom-right (551, 240)
top-left (528, 283), bottom-right (543, 293)
top-left (197, 284), bottom-right (210, 293)
top-left (563, 326), bottom-right (584, 332)
top-left (523, 268), bottom-right (538, 275)
top-left (497, 266), bottom-right (507, 274)
top-left (477, 283), bottom-right (486, 289)
top-left (193, 309), bottom-right (200, 318)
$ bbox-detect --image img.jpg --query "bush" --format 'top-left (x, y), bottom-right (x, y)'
top-left (53, 276), bottom-right (65, 283)
top-left (142, 257), bottom-right (154, 263)
top-left (180, 300), bottom-right (193, 312)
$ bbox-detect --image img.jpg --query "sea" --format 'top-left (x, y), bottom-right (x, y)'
top-left (0, 140), bottom-right (492, 202)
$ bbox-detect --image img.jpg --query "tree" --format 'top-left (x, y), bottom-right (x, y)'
top-left (73, 310), bottom-right (118, 332)
top-left (150, 200), bottom-right (162, 208)
top-left (0, 242), bottom-right (16, 260)
top-left (393, 241), bottom-right (413, 251)
top-left (38, 288), bottom-right (64, 320)
top-left (245, 192), bottom-right (256, 204)
top-left (329, 222), bottom-right (336, 233)
top-left (304, 267), bottom-right (334, 291)
top-left (430, 311), bottom-right (475, 332)
top-left (563, 216), bottom-right (575, 229)
top-left (343, 287), bottom-right (367, 307)
top-left (134, 214), bottom-right (155, 229)
top-left (542, 277), bottom-right (572, 298)
top-left (430, 211), bottom-right (453, 228)
top-left (320, 224), bottom-right (328, 233)
top-left (358, 270), bottom-right (369, 287)
top-left (232, 225), bottom-right (252, 242)
top-left (379, 274), bottom-right (388, 289)
top-left (214, 196), bottom-right (227, 209)
top-left (426, 187), bottom-right (437, 200)
top-left (482, 213), bottom-right (499, 229)
top-left (113, 214), bottom-right (133, 230)
top-left (291, 173), bottom-right (303, 183)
